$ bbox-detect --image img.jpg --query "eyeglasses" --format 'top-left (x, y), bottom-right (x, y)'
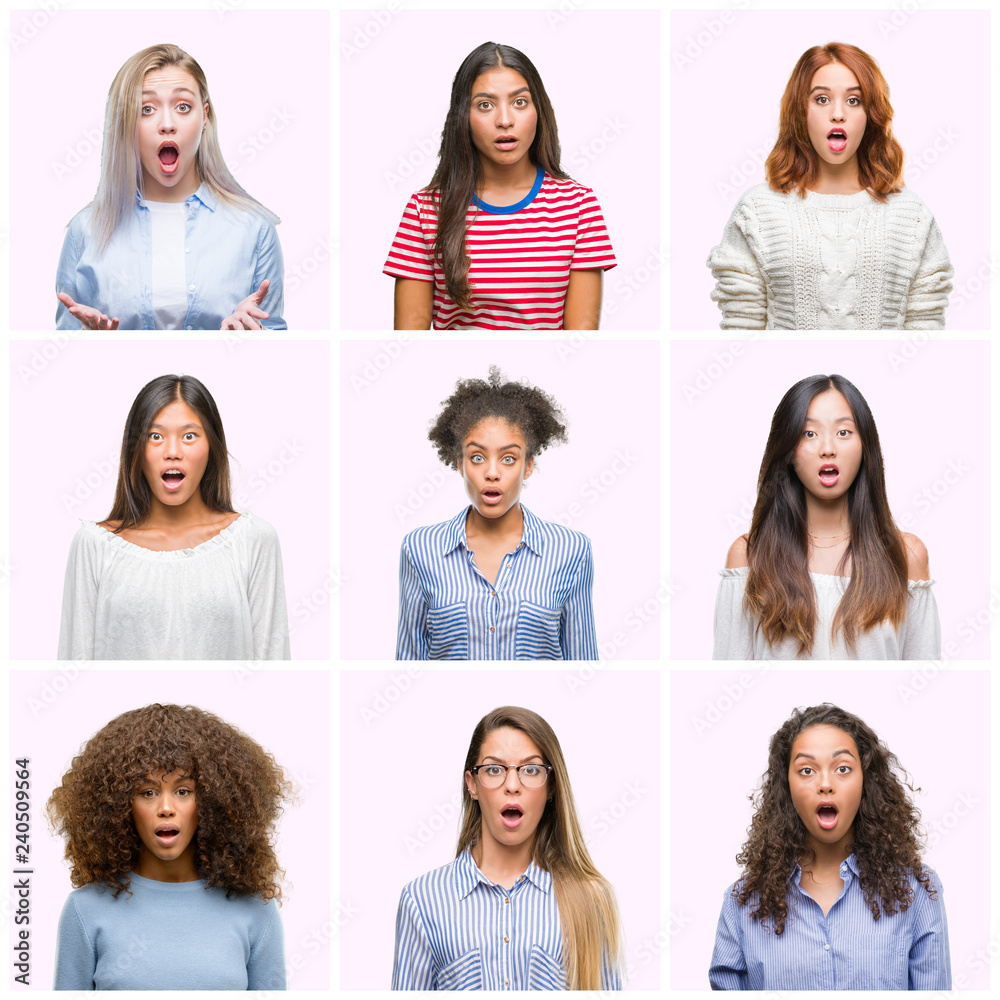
top-left (470, 763), bottom-right (552, 789)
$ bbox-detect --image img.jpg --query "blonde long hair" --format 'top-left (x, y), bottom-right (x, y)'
top-left (458, 707), bottom-right (624, 990)
top-left (92, 43), bottom-right (279, 252)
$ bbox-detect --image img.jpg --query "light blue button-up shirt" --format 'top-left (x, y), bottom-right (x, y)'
top-left (709, 855), bottom-right (951, 990)
top-left (55, 185), bottom-right (285, 330)
top-left (396, 505), bottom-right (598, 660)
top-left (392, 848), bottom-right (621, 990)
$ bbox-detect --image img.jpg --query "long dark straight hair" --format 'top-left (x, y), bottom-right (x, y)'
top-left (428, 42), bottom-right (568, 309)
top-left (105, 375), bottom-right (235, 532)
top-left (744, 375), bottom-right (908, 653)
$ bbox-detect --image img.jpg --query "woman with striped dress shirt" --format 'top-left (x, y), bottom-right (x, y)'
top-left (710, 704), bottom-right (950, 990)
top-left (396, 368), bottom-right (597, 660)
top-left (384, 42), bottom-right (615, 330)
top-left (392, 706), bottom-right (623, 990)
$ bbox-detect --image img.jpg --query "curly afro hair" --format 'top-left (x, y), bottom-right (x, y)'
top-left (428, 365), bottom-right (568, 470)
top-left (734, 704), bottom-right (935, 934)
top-left (47, 704), bottom-right (291, 900)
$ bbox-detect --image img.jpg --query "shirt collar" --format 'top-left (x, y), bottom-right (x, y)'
top-left (441, 505), bottom-right (543, 556)
top-left (136, 182), bottom-right (217, 212)
top-left (454, 847), bottom-right (552, 900)
top-left (791, 852), bottom-right (859, 884)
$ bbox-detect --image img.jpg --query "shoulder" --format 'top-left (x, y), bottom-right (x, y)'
top-left (885, 187), bottom-right (934, 215)
top-left (60, 882), bottom-right (115, 918)
top-left (541, 173), bottom-right (604, 211)
top-left (400, 857), bottom-right (462, 904)
top-left (736, 182), bottom-right (788, 212)
top-left (724, 535), bottom-right (749, 569)
top-left (67, 521), bottom-right (109, 556)
top-left (530, 515), bottom-right (592, 553)
top-left (65, 203), bottom-right (98, 238)
top-left (900, 532), bottom-right (931, 581)
top-left (401, 513), bottom-right (462, 552)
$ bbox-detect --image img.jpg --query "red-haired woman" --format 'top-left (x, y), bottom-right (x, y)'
top-left (708, 43), bottom-right (952, 330)
top-left (714, 374), bottom-right (940, 659)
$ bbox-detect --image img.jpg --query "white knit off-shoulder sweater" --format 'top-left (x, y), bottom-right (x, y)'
top-left (707, 184), bottom-right (953, 330)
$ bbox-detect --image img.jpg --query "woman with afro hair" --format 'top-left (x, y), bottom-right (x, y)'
top-left (396, 367), bottom-right (596, 660)
top-left (48, 704), bottom-right (291, 990)
top-left (709, 704), bottom-right (950, 990)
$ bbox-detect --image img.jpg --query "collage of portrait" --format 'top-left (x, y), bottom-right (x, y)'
top-left (2, 3), bottom-right (993, 995)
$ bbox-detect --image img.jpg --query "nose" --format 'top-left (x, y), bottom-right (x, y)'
top-left (830, 100), bottom-right (847, 122)
top-left (495, 103), bottom-right (514, 130)
top-left (164, 435), bottom-right (183, 459)
top-left (818, 433), bottom-right (837, 458)
top-left (484, 458), bottom-right (501, 481)
top-left (503, 767), bottom-right (521, 792)
top-left (156, 794), bottom-right (175, 816)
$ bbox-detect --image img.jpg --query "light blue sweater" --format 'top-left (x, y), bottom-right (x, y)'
top-left (54, 873), bottom-right (286, 990)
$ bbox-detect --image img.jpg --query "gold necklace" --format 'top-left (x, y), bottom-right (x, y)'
top-left (808, 532), bottom-right (850, 549)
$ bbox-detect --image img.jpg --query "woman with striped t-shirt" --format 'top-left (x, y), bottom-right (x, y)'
top-left (396, 368), bottom-right (597, 660)
top-left (392, 707), bottom-right (623, 989)
top-left (710, 704), bottom-right (950, 990)
top-left (385, 42), bottom-right (616, 330)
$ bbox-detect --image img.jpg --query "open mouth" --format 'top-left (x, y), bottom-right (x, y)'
top-left (494, 135), bottom-right (518, 150)
top-left (162, 469), bottom-right (186, 491)
top-left (818, 464), bottom-right (839, 486)
top-left (501, 804), bottom-right (523, 829)
top-left (158, 142), bottom-right (179, 174)
top-left (155, 827), bottom-right (180, 845)
top-left (816, 804), bottom-right (839, 830)
top-left (826, 130), bottom-right (847, 152)
top-left (481, 490), bottom-right (503, 505)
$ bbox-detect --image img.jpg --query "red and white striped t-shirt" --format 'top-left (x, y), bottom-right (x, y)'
top-left (384, 168), bottom-right (616, 330)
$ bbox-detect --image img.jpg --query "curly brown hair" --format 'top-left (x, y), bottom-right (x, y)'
top-left (428, 365), bottom-right (567, 470)
top-left (47, 704), bottom-right (291, 900)
top-left (735, 704), bottom-right (935, 934)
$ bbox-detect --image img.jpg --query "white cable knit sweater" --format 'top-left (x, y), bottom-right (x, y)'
top-left (707, 184), bottom-right (953, 330)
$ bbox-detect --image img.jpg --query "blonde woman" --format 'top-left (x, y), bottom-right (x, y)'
top-left (55, 44), bottom-right (284, 331)
top-left (391, 707), bottom-right (623, 990)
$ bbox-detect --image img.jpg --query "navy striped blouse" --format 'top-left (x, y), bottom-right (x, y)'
top-left (395, 506), bottom-right (597, 660)
top-left (709, 855), bottom-right (950, 990)
top-left (391, 849), bottom-right (621, 990)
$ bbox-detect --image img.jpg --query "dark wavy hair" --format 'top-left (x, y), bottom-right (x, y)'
top-left (105, 375), bottom-right (235, 532)
top-left (47, 704), bottom-right (291, 900)
top-left (457, 707), bottom-right (622, 990)
top-left (428, 42), bottom-right (568, 308)
top-left (745, 374), bottom-right (908, 654)
top-left (735, 704), bottom-right (935, 935)
top-left (766, 42), bottom-right (904, 201)
top-left (429, 365), bottom-right (567, 470)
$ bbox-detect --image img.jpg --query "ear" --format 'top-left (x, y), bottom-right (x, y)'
top-left (523, 456), bottom-right (534, 481)
top-left (465, 770), bottom-right (478, 801)
top-left (202, 102), bottom-right (210, 128)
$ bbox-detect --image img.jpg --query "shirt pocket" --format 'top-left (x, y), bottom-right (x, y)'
top-left (425, 602), bottom-right (469, 660)
top-left (435, 949), bottom-right (484, 990)
top-left (527, 944), bottom-right (566, 990)
top-left (515, 602), bottom-right (563, 660)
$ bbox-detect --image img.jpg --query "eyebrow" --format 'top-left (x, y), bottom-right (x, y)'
top-left (148, 422), bottom-right (201, 430)
top-left (793, 749), bottom-right (857, 761)
top-left (465, 441), bottom-right (522, 449)
top-left (472, 87), bottom-right (530, 100)
top-left (803, 416), bottom-right (855, 424)
top-left (809, 85), bottom-right (862, 94)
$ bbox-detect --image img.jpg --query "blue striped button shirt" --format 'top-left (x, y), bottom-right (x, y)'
top-left (396, 506), bottom-right (597, 660)
top-left (392, 849), bottom-right (621, 990)
top-left (709, 855), bottom-right (951, 990)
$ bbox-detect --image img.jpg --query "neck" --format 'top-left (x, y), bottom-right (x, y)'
top-left (476, 155), bottom-right (538, 197)
top-left (141, 171), bottom-right (201, 204)
top-left (810, 157), bottom-right (864, 195)
top-left (804, 493), bottom-right (850, 537)
top-left (134, 847), bottom-right (199, 883)
top-left (471, 837), bottom-right (535, 888)
top-left (466, 502), bottom-right (525, 541)
top-left (143, 494), bottom-right (218, 530)
top-left (801, 833), bottom-right (852, 875)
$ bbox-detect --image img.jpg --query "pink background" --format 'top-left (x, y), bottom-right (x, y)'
top-left (9, 339), bottom-right (331, 659)
top-left (670, 670), bottom-right (990, 990)
top-left (10, 9), bottom-right (331, 331)
top-left (339, 669), bottom-right (660, 990)
top-left (340, 339), bottom-right (661, 660)
top-left (340, 9), bottom-right (661, 330)
top-left (670, 9), bottom-right (990, 330)
top-left (670, 339), bottom-right (990, 660)
top-left (9, 669), bottom-right (331, 990)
